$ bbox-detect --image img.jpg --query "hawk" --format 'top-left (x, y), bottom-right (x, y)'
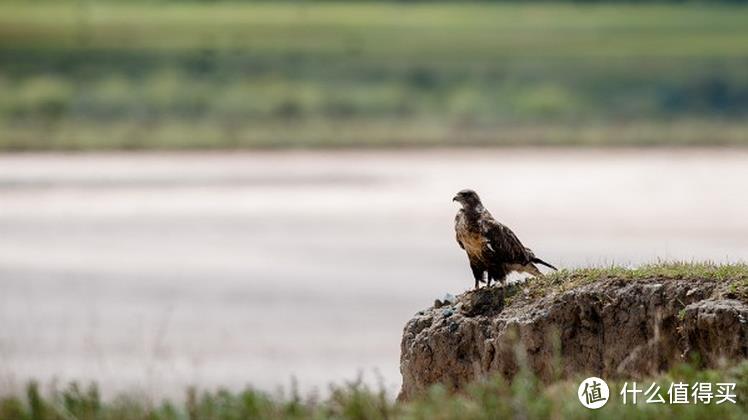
top-left (453, 189), bottom-right (556, 289)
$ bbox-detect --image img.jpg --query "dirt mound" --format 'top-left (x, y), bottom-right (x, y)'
top-left (399, 272), bottom-right (748, 400)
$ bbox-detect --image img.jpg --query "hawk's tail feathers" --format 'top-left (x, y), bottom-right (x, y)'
top-left (532, 257), bottom-right (557, 271)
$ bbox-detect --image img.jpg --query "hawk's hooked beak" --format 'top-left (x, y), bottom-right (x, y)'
top-left (452, 195), bottom-right (459, 202)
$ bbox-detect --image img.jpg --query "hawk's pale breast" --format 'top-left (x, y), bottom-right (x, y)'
top-left (455, 213), bottom-right (488, 263)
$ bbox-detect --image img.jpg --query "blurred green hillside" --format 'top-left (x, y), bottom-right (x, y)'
top-left (1, 2), bottom-right (748, 149)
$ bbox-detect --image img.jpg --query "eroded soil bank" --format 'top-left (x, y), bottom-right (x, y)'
top-left (399, 267), bottom-right (748, 400)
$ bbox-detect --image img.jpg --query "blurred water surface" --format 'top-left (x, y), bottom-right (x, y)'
top-left (1, 149), bottom-right (747, 398)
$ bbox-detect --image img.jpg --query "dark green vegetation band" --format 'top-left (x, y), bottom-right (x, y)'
top-left (2, 2), bottom-right (748, 149)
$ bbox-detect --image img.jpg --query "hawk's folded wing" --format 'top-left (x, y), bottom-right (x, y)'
top-left (481, 219), bottom-right (532, 264)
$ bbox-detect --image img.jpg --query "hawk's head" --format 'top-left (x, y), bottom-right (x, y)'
top-left (453, 189), bottom-right (482, 208)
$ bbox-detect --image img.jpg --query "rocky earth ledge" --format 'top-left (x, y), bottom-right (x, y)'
top-left (398, 266), bottom-right (748, 400)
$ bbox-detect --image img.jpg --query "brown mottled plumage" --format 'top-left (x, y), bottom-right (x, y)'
top-left (453, 189), bottom-right (556, 289)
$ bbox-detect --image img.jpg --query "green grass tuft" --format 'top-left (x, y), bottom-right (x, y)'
top-left (525, 261), bottom-right (748, 298)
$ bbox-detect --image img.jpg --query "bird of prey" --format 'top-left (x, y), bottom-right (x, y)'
top-left (453, 189), bottom-right (556, 289)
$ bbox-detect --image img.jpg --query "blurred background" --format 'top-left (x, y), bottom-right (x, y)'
top-left (1, 0), bottom-right (748, 400)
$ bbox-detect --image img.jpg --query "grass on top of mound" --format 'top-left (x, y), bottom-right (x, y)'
top-left (521, 262), bottom-right (748, 300)
top-left (1, 361), bottom-right (747, 420)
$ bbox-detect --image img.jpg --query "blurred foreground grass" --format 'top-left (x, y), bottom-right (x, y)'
top-left (2, 2), bottom-right (748, 149)
top-left (1, 362), bottom-right (747, 419)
